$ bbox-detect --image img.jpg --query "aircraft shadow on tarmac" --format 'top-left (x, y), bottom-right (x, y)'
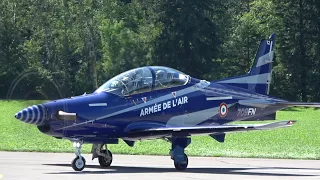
top-left (43, 164), bottom-right (319, 177)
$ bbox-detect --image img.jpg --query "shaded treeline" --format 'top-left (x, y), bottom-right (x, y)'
top-left (1, 0), bottom-right (320, 101)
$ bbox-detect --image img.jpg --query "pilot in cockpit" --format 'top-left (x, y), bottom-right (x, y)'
top-left (120, 68), bottom-right (144, 95)
top-left (155, 69), bottom-right (167, 87)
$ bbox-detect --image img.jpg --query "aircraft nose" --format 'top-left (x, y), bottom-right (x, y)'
top-left (14, 112), bottom-right (22, 119)
top-left (14, 105), bottom-right (46, 125)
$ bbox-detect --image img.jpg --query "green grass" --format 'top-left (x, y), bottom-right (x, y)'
top-left (1, 100), bottom-right (320, 159)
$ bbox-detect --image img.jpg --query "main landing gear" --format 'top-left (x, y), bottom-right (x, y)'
top-left (170, 137), bottom-right (191, 171)
top-left (71, 142), bottom-right (113, 171)
top-left (92, 144), bottom-right (113, 168)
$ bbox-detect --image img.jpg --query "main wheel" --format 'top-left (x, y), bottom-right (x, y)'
top-left (71, 156), bottom-right (86, 171)
top-left (98, 150), bottom-right (113, 167)
top-left (174, 154), bottom-right (188, 171)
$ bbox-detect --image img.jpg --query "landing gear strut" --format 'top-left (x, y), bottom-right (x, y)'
top-left (170, 137), bottom-right (191, 171)
top-left (71, 141), bottom-right (86, 171)
top-left (92, 144), bottom-right (113, 168)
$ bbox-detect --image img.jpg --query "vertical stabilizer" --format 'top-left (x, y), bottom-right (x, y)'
top-left (217, 33), bottom-right (276, 95)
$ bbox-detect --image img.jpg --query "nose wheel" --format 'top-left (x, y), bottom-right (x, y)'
top-left (72, 156), bottom-right (86, 171)
top-left (71, 141), bottom-right (86, 171)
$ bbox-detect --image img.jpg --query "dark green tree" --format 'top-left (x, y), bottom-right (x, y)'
top-left (151, 0), bottom-right (226, 79)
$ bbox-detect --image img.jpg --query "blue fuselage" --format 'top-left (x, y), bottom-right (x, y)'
top-left (26, 77), bottom-right (285, 143)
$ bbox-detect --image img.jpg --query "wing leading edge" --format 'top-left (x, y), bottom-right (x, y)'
top-left (239, 99), bottom-right (320, 108)
top-left (125, 120), bottom-right (296, 140)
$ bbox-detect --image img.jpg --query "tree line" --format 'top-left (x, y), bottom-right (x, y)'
top-left (1, 0), bottom-right (320, 102)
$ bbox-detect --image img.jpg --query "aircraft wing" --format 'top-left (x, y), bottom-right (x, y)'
top-left (238, 99), bottom-right (320, 108)
top-left (125, 120), bottom-right (295, 139)
top-left (276, 102), bottom-right (320, 107)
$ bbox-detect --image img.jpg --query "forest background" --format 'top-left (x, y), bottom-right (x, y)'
top-left (1, 0), bottom-right (320, 102)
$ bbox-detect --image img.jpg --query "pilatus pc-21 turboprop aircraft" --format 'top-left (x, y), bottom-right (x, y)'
top-left (14, 33), bottom-right (320, 171)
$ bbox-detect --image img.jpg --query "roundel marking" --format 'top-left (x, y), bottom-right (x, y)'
top-left (219, 103), bottom-right (228, 118)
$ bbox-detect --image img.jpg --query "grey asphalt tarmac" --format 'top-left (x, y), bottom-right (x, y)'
top-left (0, 151), bottom-right (320, 180)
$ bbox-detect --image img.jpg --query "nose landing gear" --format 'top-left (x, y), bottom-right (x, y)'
top-left (71, 141), bottom-right (86, 171)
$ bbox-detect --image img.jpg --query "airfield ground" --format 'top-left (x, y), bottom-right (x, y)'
top-left (1, 100), bottom-right (320, 159)
top-left (1, 151), bottom-right (320, 180)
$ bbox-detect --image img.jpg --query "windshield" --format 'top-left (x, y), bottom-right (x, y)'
top-left (96, 66), bottom-right (189, 96)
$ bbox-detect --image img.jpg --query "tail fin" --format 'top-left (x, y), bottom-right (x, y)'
top-left (217, 33), bottom-right (276, 95)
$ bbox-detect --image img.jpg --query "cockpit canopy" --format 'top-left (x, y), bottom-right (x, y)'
top-left (95, 66), bottom-right (189, 96)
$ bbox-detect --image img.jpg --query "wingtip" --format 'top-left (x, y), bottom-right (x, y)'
top-left (287, 120), bottom-right (296, 125)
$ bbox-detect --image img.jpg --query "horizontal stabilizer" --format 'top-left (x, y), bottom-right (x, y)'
top-left (125, 120), bottom-right (296, 140)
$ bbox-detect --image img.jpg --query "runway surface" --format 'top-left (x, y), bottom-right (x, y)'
top-left (0, 151), bottom-right (320, 180)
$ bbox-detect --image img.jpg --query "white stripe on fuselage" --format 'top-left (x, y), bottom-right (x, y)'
top-left (206, 96), bottom-right (233, 101)
top-left (89, 103), bottom-right (108, 107)
top-left (57, 81), bottom-right (211, 130)
top-left (167, 103), bottom-right (235, 126)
